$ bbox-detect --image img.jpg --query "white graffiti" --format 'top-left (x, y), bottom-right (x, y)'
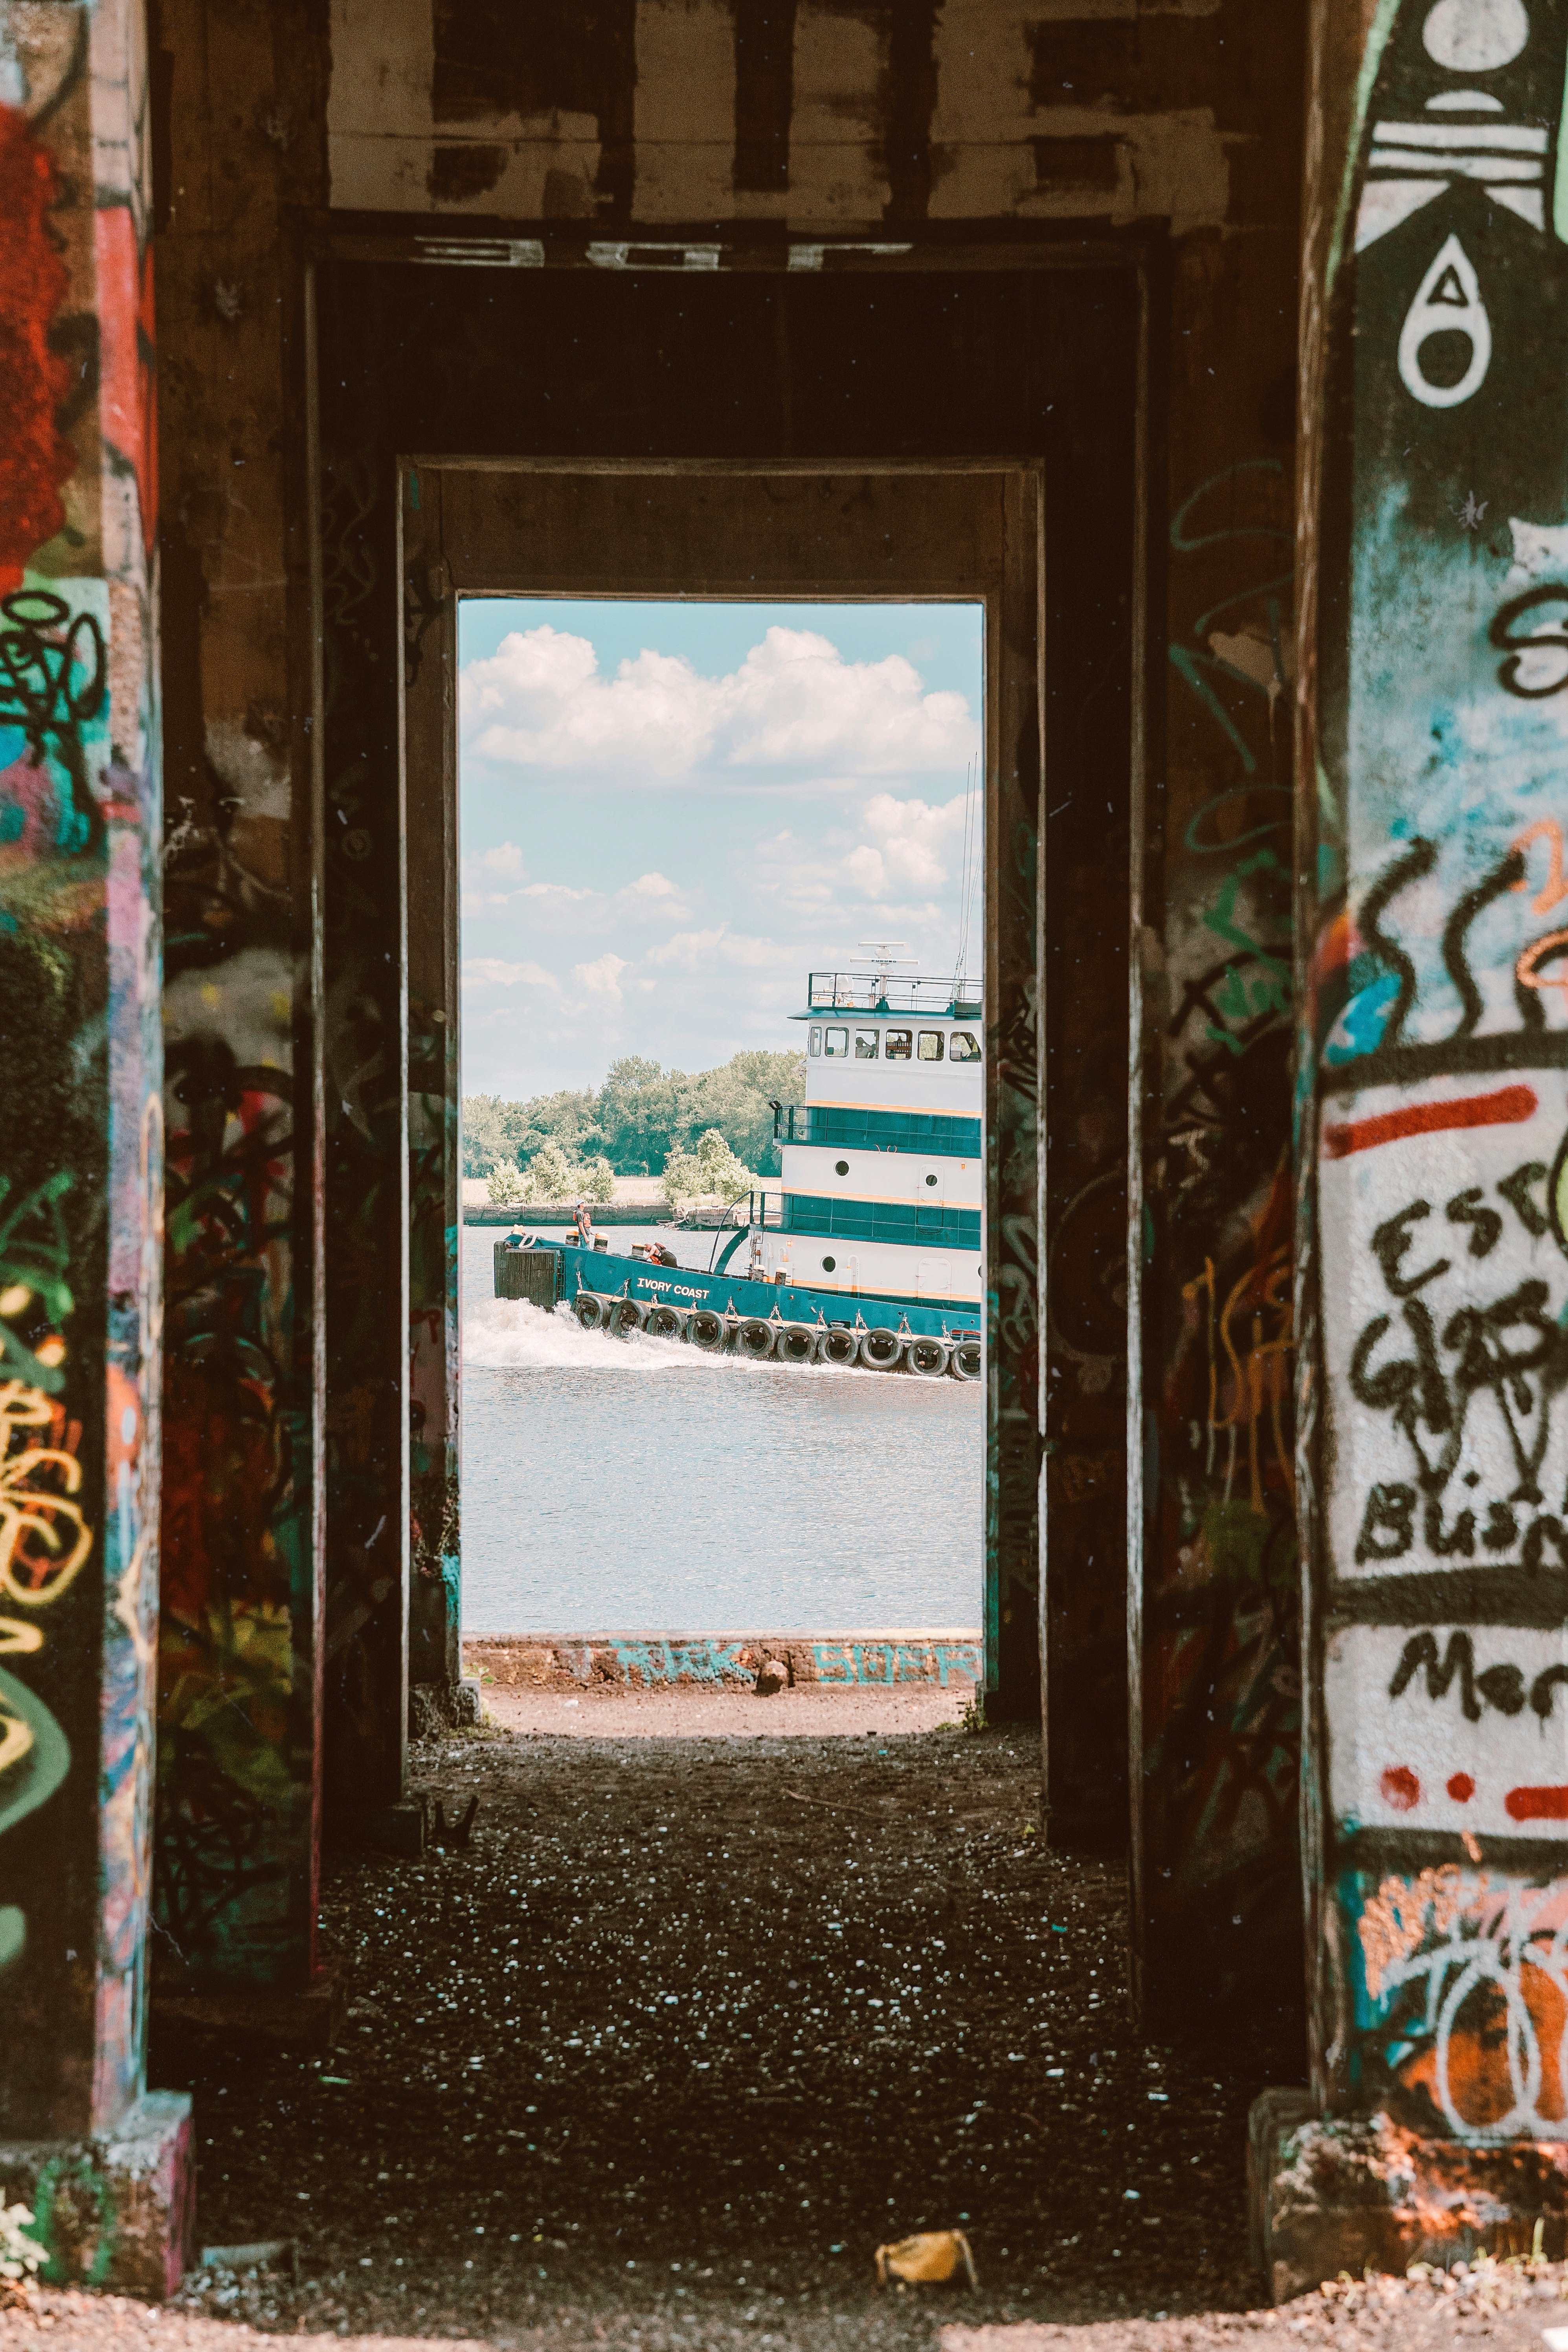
top-left (1422, 0), bottom-right (1531, 74)
top-left (1372, 1873), bottom-right (1568, 2139)
top-left (1399, 234), bottom-right (1493, 408)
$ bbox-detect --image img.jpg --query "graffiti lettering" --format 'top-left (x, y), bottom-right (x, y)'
top-left (0, 590), bottom-right (106, 855)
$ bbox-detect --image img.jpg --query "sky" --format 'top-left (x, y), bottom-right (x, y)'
top-left (458, 599), bottom-right (985, 1100)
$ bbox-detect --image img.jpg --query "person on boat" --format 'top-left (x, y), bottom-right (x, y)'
top-left (574, 1200), bottom-right (594, 1248)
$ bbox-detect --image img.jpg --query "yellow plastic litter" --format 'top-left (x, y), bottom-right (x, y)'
top-left (874, 2229), bottom-right (978, 2290)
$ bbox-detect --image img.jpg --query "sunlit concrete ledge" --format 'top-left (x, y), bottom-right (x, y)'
top-left (464, 1629), bottom-right (984, 1690)
top-left (1250, 2088), bottom-right (1568, 2302)
top-left (0, 2091), bottom-right (194, 2300)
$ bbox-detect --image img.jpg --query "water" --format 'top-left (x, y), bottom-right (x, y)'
top-left (459, 1223), bottom-right (983, 1634)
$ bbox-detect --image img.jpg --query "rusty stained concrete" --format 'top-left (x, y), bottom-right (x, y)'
top-left (326, 0), bottom-right (1244, 236)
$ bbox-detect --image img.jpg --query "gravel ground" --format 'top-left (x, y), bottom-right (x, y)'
top-left (15, 1709), bottom-right (1561, 2348)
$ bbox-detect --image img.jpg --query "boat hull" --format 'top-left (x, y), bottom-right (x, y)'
top-left (536, 1241), bottom-right (981, 1342)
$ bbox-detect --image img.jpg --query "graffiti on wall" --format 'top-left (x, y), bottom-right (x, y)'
top-left (1142, 451), bottom-right (1302, 2011)
top-left (1313, 0), bottom-right (1568, 2136)
top-left (0, 0), bottom-right (161, 2137)
top-left (0, 1379), bottom-right (90, 1967)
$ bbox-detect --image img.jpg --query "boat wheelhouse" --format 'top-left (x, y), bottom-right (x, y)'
top-left (715, 959), bottom-right (983, 1316)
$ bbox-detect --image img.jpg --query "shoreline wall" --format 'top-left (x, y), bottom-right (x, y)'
top-left (465, 1633), bottom-right (983, 1692)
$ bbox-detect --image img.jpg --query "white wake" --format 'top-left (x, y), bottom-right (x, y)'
top-left (462, 1296), bottom-right (888, 1378)
top-left (463, 1298), bottom-right (706, 1373)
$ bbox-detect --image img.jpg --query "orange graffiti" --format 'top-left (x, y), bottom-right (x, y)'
top-left (1511, 818), bottom-right (1568, 916)
top-left (1182, 1243), bottom-right (1294, 1513)
top-left (0, 1377), bottom-right (90, 1605)
top-left (1517, 927), bottom-right (1568, 998)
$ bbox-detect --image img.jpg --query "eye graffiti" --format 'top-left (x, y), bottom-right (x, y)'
top-left (1351, 0), bottom-right (1566, 427)
top-left (1399, 234), bottom-right (1494, 406)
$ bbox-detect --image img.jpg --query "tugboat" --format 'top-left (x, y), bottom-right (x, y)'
top-left (495, 947), bottom-right (984, 1377)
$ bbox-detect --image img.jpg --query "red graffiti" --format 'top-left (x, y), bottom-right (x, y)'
top-left (0, 106), bottom-right (72, 590)
top-left (1380, 1765), bottom-right (1420, 1811)
top-left (1322, 1084), bottom-right (1538, 1160)
top-left (94, 203), bottom-right (156, 552)
top-left (1505, 1785), bottom-right (1568, 1822)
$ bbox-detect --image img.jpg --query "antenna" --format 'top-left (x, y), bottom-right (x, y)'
top-left (953, 755), bottom-right (979, 1001)
top-left (856, 939), bottom-right (913, 984)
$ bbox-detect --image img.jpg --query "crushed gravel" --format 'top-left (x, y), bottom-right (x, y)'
top-left (11, 1708), bottom-right (1555, 2347)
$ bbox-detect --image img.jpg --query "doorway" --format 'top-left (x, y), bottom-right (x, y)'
top-left (455, 592), bottom-right (987, 1656)
top-left (402, 464), bottom-right (1040, 1706)
top-left (312, 253), bottom-right (1138, 1830)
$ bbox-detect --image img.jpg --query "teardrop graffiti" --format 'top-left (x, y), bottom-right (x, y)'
top-left (1398, 233), bottom-right (1492, 406)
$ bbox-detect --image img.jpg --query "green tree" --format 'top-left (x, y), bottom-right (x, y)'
top-left (578, 1156), bottom-right (616, 1203)
top-left (523, 1140), bottom-right (577, 1201)
top-left (464, 1095), bottom-right (510, 1179)
top-left (598, 1056), bottom-right (684, 1175)
top-left (695, 1127), bottom-right (758, 1204)
top-left (463, 1045), bottom-right (806, 1184)
top-left (662, 1147), bottom-right (705, 1207)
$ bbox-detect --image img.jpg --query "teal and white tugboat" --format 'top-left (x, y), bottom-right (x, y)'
top-left (496, 948), bottom-right (984, 1377)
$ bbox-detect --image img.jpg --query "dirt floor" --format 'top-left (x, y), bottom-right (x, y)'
top-left (14, 1703), bottom-right (1568, 2348)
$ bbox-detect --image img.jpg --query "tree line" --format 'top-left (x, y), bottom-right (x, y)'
top-left (463, 1048), bottom-right (806, 1184)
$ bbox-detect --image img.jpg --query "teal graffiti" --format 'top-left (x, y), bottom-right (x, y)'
top-left (1168, 461), bottom-right (1293, 776)
top-left (0, 1170), bottom-right (73, 1395)
top-left (1198, 851), bottom-right (1291, 1050)
top-left (26, 2154), bottom-right (115, 2288)
top-left (0, 1665), bottom-right (73, 1979)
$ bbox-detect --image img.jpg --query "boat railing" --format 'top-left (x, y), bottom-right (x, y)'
top-left (806, 971), bottom-right (983, 1015)
top-left (777, 1104), bottom-right (982, 1155)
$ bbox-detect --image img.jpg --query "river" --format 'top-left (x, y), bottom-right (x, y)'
top-left (459, 1221), bottom-right (984, 1634)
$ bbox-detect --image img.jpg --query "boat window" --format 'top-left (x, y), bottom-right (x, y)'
top-left (885, 1029), bottom-right (912, 1061)
top-left (809, 1025), bottom-right (822, 1055)
top-left (854, 1028), bottom-right (879, 1059)
top-left (949, 1030), bottom-right (981, 1063)
top-left (918, 1032), bottom-right (944, 1062)
top-left (824, 1026), bottom-right (848, 1058)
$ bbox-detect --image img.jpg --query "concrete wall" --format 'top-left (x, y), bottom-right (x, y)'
top-left (128, 0), bottom-right (1313, 2008)
top-left (0, 0), bottom-right (162, 2138)
top-left (1300, 0), bottom-right (1568, 2142)
top-left (150, 0), bottom-right (327, 1991)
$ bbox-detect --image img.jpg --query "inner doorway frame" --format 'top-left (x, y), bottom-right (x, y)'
top-left (398, 458), bottom-right (1044, 1710)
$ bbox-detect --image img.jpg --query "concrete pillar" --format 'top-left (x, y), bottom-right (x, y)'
top-left (151, 0), bottom-right (327, 1990)
top-left (1254, 0), bottom-right (1568, 2295)
top-left (0, 0), bottom-right (193, 2292)
top-left (319, 332), bottom-right (412, 1825)
top-left (1131, 7), bottom-right (1308, 2026)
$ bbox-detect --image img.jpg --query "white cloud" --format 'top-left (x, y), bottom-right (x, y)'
top-left (466, 841), bottom-right (526, 880)
top-left (460, 624), bottom-right (977, 780)
top-left (575, 952), bottom-right (629, 1002)
top-left (462, 957), bottom-right (558, 991)
top-left (461, 840), bottom-right (531, 909)
top-left (751, 790), bottom-right (970, 920)
top-left (852, 791), bottom-right (969, 896)
top-left (462, 864), bottom-right (694, 934)
top-left (643, 925), bottom-right (781, 975)
top-left (617, 870), bottom-right (683, 913)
